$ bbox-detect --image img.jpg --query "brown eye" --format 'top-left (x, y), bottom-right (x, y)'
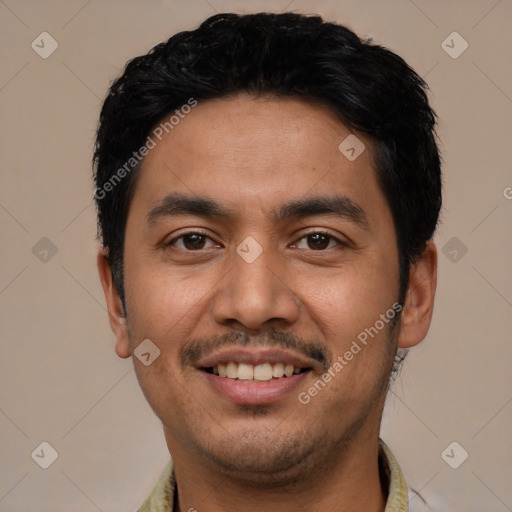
top-left (166, 231), bottom-right (217, 251)
top-left (182, 233), bottom-right (206, 250)
top-left (307, 233), bottom-right (331, 250)
top-left (292, 231), bottom-right (344, 251)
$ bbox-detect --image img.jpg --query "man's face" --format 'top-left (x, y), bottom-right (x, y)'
top-left (120, 94), bottom-right (401, 480)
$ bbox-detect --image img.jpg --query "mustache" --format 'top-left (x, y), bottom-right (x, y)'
top-left (181, 327), bottom-right (331, 372)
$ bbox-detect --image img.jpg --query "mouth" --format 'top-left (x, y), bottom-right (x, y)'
top-left (202, 362), bottom-right (312, 381)
top-left (195, 349), bottom-right (316, 405)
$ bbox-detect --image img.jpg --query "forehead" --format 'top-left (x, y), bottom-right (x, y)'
top-left (130, 93), bottom-right (390, 228)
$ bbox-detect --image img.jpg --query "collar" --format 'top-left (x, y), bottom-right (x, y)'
top-left (137, 438), bottom-right (408, 511)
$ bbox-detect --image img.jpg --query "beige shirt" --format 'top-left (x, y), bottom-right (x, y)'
top-left (138, 438), bottom-right (408, 511)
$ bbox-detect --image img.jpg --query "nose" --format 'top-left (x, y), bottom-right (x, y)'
top-left (211, 245), bottom-right (300, 331)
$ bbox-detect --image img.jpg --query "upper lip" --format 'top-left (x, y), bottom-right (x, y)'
top-left (195, 348), bottom-right (319, 371)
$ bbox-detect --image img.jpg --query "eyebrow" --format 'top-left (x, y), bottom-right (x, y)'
top-left (273, 195), bottom-right (369, 229)
top-left (146, 193), bottom-right (234, 224)
top-left (146, 192), bottom-right (369, 230)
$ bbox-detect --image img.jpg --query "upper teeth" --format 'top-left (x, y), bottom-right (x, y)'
top-left (212, 362), bottom-right (302, 381)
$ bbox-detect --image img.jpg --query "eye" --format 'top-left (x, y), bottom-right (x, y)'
top-left (293, 231), bottom-right (343, 251)
top-left (166, 231), bottom-right (219, 251)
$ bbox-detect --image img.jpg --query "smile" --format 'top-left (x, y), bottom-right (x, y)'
top-left (203, 362), bottom-right (311, 381)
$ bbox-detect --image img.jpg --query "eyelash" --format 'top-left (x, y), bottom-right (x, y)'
top-left (165, 229), bottom-right (214, 249)
top-left (303, 231), bottom-right (347, 249)
top-left (164, 230), bottom-right (346, 251)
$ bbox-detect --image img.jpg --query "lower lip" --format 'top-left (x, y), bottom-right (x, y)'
top-left (200, 370), bottom-right (310, 405)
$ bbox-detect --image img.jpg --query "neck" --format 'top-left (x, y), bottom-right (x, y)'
top-left (168, 431), bottom-right (387, 512)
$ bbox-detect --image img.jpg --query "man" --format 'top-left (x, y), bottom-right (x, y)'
top-left (94, 12), bottom-right (441, 512)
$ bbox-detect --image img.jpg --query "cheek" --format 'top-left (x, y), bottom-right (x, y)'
top-left (123, 253), bottom-right (208, 341)
top-left (133, 359), bottom-right (201, 431)
top-left (123, 260), bottom-right (215, 396)
top-left (302, 260), bottom-right (398, 346)
top-left (123, 269), bottom-right (204, 417)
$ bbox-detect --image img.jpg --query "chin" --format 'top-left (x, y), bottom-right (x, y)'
top-left (194, 425), bottom-right (321, 485)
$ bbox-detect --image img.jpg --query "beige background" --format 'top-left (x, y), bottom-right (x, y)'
top-left (0, 0), bottom-right (510, 511)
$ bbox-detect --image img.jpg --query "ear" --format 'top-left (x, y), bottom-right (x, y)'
top-left (398, 241), bottom-right (438, 349)
top-left (97, 247), bottom-right (131, 358)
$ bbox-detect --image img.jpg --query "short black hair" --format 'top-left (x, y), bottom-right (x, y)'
top-left (93, 12), bottom-right (442, 310)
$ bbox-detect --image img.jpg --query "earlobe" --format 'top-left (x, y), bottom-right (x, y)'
top-left (97, 248), bottom-right (131, 359)
top-left (397, 242), bottom-right (437, 349)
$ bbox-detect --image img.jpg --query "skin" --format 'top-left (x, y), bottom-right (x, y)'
top-left (98, 93), bottom-right (437, 512)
